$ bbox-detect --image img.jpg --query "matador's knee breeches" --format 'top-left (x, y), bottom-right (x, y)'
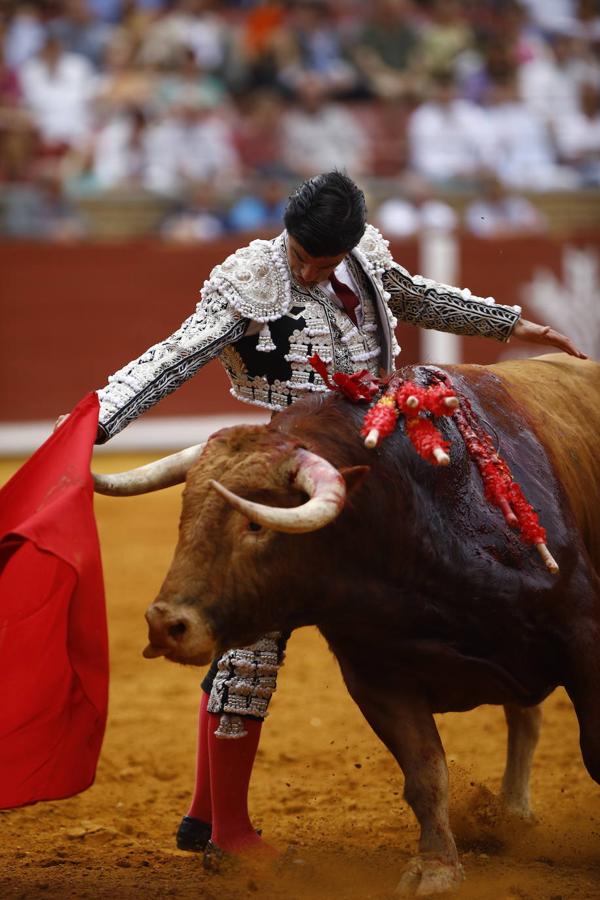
top-left (201, 633), bottom-right (287, 739)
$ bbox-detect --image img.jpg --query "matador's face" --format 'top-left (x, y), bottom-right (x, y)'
top-left (286, 234), bottom-right (347, 288)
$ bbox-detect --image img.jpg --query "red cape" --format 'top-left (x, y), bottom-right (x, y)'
top-left (0, 394), bottom-right (108, 808)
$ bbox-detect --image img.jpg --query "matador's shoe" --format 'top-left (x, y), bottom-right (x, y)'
top-left (176, 816), bottom-right (212, 852)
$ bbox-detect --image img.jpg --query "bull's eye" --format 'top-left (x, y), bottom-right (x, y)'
top-left (247, 521), bottom-right (262, 532)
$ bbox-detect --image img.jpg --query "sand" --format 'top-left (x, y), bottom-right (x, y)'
top-left (1, 454), bottom-right (600, 900)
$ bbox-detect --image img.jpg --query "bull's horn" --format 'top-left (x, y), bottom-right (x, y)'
top-left (210, 448), bottom-right (346, 533)
top-left (93, 444), bottom-right (205, 496)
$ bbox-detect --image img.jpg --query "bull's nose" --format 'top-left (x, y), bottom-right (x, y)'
top-left (144, 602), bottom-right (191, 656)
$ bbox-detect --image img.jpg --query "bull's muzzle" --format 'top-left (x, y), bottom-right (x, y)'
top-left (143, 601), bottom-right (214, 665)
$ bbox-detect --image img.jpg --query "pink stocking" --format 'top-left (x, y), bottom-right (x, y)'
top-left (208, 713), bottom-right (276, 855)
top-left (186, 691), bottom-right (212, 823)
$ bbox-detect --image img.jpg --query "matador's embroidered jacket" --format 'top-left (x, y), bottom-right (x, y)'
top-left (96, 225), bottom-right (521, 442)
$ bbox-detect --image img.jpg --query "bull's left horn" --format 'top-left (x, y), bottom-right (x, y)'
top-left (210, 448), bottom-right (346, 533)
top-left (93, 444), bottom-right (206, 496)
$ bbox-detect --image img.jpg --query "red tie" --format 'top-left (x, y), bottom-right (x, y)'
top-left (329, 272), bottom-right (359, 325)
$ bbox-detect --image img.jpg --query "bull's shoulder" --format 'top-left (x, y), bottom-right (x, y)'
top-left (201, 233), bottom-right (294, 324)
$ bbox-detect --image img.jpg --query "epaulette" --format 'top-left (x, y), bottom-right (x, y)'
top-left (353, 224), bottom-right (394, 277)
top-left (200, 235), bottom-right (293, 324)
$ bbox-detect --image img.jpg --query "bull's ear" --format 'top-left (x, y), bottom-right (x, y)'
top-left (339, 465), bottom-right (370, 495)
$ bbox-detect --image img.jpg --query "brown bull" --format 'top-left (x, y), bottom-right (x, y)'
top-left (96, 353), bottom-right (600, 895)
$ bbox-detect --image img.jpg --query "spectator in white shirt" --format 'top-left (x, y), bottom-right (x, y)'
top-left (519, 30), bottom-right (600, 129)
top-left (376, 175), bottom-right (458, 237)
top-left (281, 74), bottom-right (370, 178)
top-left (3, 3), bottom-right (45, 70)
top-left (484, 73), bottom-right (578, 189)
top-left (555, 81), bottom-right (600, 185)
top-left (92, 87), bottom-right (240, 196)
top-left (465, 173), bottom-right (547, 237)
top-left (407, 69), bottom-right (489, 185)
top-left (20, 37), bottom-right (97, 150)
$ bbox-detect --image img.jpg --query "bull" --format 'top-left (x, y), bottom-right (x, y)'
top-left (94, 353), bottom-right (600, 895)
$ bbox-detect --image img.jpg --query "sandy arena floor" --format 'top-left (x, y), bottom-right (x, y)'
top-left (1, 454), bottom-right (600, 900)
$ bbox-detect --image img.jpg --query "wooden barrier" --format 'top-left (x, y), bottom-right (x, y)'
top-left (1, 234), bottom-right (598, 423)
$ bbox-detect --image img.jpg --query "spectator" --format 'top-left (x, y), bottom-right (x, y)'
top-left (232, 88), bottom-right (287, 176)
top-left (92, 106), bottom-right (158, 191)
top-left (20, 36), bottom-right (97, 152)
top-left (87, 0), bottom-right (125, 24)
top-left (154, 46), bottom-right (226, 116)
top-left (140, 0), bottom-right (230, 73)
top-left (160, 182), bottom-right (226, 241)
top-left (172, 97), bottom-right (240, 190)
top-left (91, 99), bottom-right (239, 197)
top-left (465, 172), bottom-right (546, 236)
top-left (407, 68), bottom-right (489, 186)
top-left (231, 0), bottom-right (286, 91)
top-left (376, 176), bottom-right (458, 236)
top-left (519, 30), bottom-right (600, 129)
top-left (519, 0), bottom-right (574, 32)
top-left (47, 0), bottom-right (116, 70)
top-left (272, 0), bottom-right (360, 96)
top-left (522, 0), bottom-right (600, 37)
top-left (1, 163), bottom-right (86, 240)
top-left (418, 0), bottom-right (473, 77)
top-left (351, 0), bottom-right (422, 100)
top-left (3, 3), bottom-right (45, 70)
top-left (555, 81), bottom-right (600, 185)
top-left (491, 0), bottom-right (547, 66)
top-left (459, 34), bottom-right (517, 105)
top-left (484, 73), bottom-right (578, 189)
top-left (0, 35), bottom-right (36, 181)
top-left (227, 175), bottom-right (287, 233)
top-left (281, 73), bottom-right (370, 177)
top-left (459, 2), bottom-right (547, 105)
top-left (94, 30), bottom-right (156, 115)
top-left (93, 96), bottom-right (240, 195)
top-left (569, 0), bottom-right (600, 41)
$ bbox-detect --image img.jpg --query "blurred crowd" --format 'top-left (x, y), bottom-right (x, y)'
top-left (1, 0), bottom-right (599, 240)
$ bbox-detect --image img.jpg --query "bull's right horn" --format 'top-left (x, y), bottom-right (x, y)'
top-left (93, 443), bottom-right (205, 496)
top-left (210, 448), bottom-right (347, 533)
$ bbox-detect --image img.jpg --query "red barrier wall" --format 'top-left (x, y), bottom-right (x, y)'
top-left (2, 235), bottom-right (597, 422)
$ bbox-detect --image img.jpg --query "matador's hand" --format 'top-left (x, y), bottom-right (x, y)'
top-left (512, 318), bottom-right (588, 359)
top-left (53, 414), bottom-right (69, 432)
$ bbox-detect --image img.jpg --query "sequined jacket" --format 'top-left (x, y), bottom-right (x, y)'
top-left (96, 225), bottom-right (521, 442)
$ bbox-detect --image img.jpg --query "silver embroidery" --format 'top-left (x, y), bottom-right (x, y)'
top-left (207, 633), bottom-right (283, 738)
top-left (203, 234), bottom-right (293, 323)
top-left (383, 264), bottom-right (519, 342)
top-left (97, 295), bottom-right (247, 439)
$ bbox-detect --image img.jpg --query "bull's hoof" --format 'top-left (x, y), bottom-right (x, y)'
top-left (499, 796), bottom-right (538, 823)
top-left (394, 856), bottom-right (465, 896)
top-left (176, 816), bottom-right (211, 852)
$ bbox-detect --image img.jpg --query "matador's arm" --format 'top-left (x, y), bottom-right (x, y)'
top-left (96, 294), bottom-right (248, 443)
top-left (381, 262), bottom-right (521, 343)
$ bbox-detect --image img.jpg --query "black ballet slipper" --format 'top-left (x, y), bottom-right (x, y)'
top-left (176, 815), bottom-right (212, 852)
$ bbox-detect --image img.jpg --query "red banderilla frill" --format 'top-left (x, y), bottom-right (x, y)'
top-left (308, 353), bottom-right (380, 403)
top-left (451, 400), bottom-right (558, 574)
top-left (361, 379), bottom-right (458, 466)
top-left (310, 357), bottom-right (558, 574)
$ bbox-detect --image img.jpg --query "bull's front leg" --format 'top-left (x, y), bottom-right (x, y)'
top-left (500, 703), bottom-right (542, 818)
top-left (340, 667), bottom-right (463, 896)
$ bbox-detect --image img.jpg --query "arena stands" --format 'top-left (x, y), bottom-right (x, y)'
top-left (0, 0), bottom-right (599, 239)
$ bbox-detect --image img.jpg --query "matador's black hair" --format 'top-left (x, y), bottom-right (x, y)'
top-left (283, 171), bottom-right (367, 257)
